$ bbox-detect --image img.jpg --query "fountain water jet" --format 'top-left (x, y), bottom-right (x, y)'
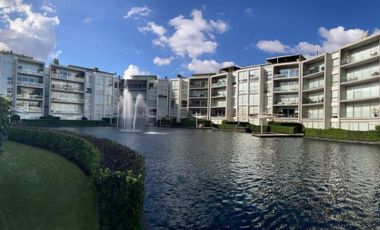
top-left (118, 86), bottom-right (148, 132)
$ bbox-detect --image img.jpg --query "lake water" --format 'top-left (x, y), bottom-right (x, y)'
top-left (66, 127), bottom-right (380, 229)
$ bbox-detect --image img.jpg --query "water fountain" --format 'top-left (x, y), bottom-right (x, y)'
top-left (117, 87), bottom-right (148, 132)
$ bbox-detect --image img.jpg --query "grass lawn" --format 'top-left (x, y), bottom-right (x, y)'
top-left (0, 141), bottom-right (99, 230)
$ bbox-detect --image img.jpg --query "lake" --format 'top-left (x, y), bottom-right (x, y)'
top-left (65, 127), bottom-right (380, 229)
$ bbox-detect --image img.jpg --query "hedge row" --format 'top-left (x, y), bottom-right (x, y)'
top-left (269, 125), bottom-right (297, 134)
top-left (21, 119), bottom-right (107, 127)
top-left (8, 127), bottom-right (145, 230)
top-left (305, 128), bottom-right (380, 142)
top-left (268, 121), bottom-right (304, 133)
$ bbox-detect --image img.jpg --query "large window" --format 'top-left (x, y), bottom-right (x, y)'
top-left (344, 102), bottom-right (379, 118)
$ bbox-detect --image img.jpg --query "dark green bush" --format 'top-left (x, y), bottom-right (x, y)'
top-left (180, 117), bottom-right (211, 127)
top-left (10, 114), bottom-right (21, 123)
top-left (81, 116), bottom-right (88, 121)
top-left (305, 128), bottom-right (380, 142)
top-left (376, 125), bottom-right (380, 132)
top-left (21, 119), bottom-right (106, 127)
top-left (249, 124), bottom-right (269, 133)
top-left (269, 125), bottom-right (296, 134)
top-left (268, 121), bottom-right (304, 133)
top-left (0, 97), bottom-right (10, 152)
top-left (8, 127), bottom-right (145, 229)
top-left (40, 115), bottom-right (60, 120)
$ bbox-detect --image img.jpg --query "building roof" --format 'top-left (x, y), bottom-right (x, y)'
top-left (266, 54), bottom-right (305, 64)
top-left (68, 65), bottom-right (115, 75)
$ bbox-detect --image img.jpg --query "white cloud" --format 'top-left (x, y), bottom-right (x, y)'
top-left (124, 6), bottom-right (151, 19)
top-left (123, 64), bottom-right (149, 79)
top-left (256, 40), bottom-right (289, 53)
top-left (153, 57), bottom-right (172, 66)
top-left (0, 0), bottom-right (60, 60)
top-left (41, 2), bottom-right (56, 13)
top-left (0, 42), bottom-right (10, 51)
top-left (139, 9), bottom-right (229, 59)
top-left (256, 26), bottom-right (372, 57)
top-left (245, 8), bottom-right (253, 16)
top-left (187, 59), bottom-right (234, 73)
top-left (82, 17), bottom-right (94, 24)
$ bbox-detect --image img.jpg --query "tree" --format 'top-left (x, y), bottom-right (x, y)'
top-left (0, 97), bottom-right (10, 152)
top-left (53, 58), bottom-right (59, 65)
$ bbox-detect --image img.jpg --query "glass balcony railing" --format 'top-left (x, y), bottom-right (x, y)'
top-left (303, 84), bottom-right (324, 90)
top-left (303, 66), bottom-right (324, 76)
top-left (273, 86), bottom-right (299, 92)
top-left (51, 84), bottom-right (84, 92)
top-left (342, 91), bottom-right (379, 101)
top-left (16, 107), bottom-right (42, 112)
top-left (16, 94), bottom-right (43, 100)
top-left (51, 73), bottom-right (85, 82)
top-left (189, 103), bottom-right (208, 107)
top-left (189, 83), bottom-right (208, 88)
top-left (211, 81), bottom-right (226, 88)
top-left (274, 100), bottom-right (299, 106)
top-left (211, 102), bottom-right (226, 107)
top-left (18, 67), bottom-right (44, 76)
top-left (342, 71), bottom-right (380, 83)
top-left (341, 47), bottom-right (379, 65)
top-left (51, 97), bottom-right (85, 103)
top-left (189, 94), bottom-right (208, 98)
top-left (274, 70), bottom-right (299, 79)
top-left (212, 92), bottom-right (227, 97)
top-left (17, 81), bottom-right (44, 88)
top-left (303, 97), bottom-right (324, 104)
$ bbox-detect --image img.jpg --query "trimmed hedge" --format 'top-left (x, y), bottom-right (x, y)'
top-left (249, 124), bottom-right (270, 133)
top-left (179, 117), bottom-right (211, 127)
top-left (0, 97), bottom-right (10, 152)
top-left (269, 125), bottom-right (296, 134)
top-left (305, 128), bottom-right (380, 142)
top-left (21, 119), bottom-right (107, 127)
top-left (376, 125), bottom-right (380, 132)
top-left (268, 121), bottom-right (304, 133)
top-left (8, 127), bottom-right (145, 230)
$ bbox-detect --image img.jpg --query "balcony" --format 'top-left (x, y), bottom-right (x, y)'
top-left (211, 102), bottom-right (226, 107)
top-left (189, 103), bottom-right (208, 108)
top-left (17, 81), bottom-right (44, 88)
top-left (51, 97), bottom-right (85, 104)
top-left (51, 73), bottom-right (85, 83)
top-left (51, 84), bottom-right (84, 93)
top-left (189, 93), bottom-right (208, 98)
top-left (273, 86), bottom-right (299, 93)
top-left (303, 84), bottom-right (324, 92)
top-left (303, 97), bottom-right (324, 106)
top-left (16, 107), bottom-right (42, 113)
top-left (274, 70), bottom-right (299, 80)
top-left (341, 48), bottom-right (379, 68)
top-left (303, 66), bottom-right (324, 78)
top-left (341, 91), bottom-right (379, 102)
top-left (211, 92), bottom-right (227, 98)
top-left (189, 83), bottom-right (208, 89)
top-left (18, 67), bottom-right (44, 76)
top-left (16, 94), bottom-right (43, 100)
top-left (211, 81), bottom-right (226, 88)
top-left (341, 71), bottom-right (380, 86)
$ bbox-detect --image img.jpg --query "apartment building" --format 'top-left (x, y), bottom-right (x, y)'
top-left (156, 78), bottom-right (169, 121)
top-left (188, 73), bottom-right (213, 119)
top-left (169, 76), bottom-right (188, 122)
top-left (0, 51), bottom-right (45, 119)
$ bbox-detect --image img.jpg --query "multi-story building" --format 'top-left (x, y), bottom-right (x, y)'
top-left (169, 76), bottom-right (188, 122)
top-left (188, 73), bottom-right (213, 119)
top-left (268, 55), bottom-right (304, 123)
top-left (68, 65), bottom-right (118, 121)
top-left (0, 51), bottom-right (45, 119)
top-left (48, 64), bottom-right (87, 120)
top-left (300, 53), bottom-right (332, 129)
top-left (337, 34), bottom-right (380, 130)
top-left (156, 78), bottom-right (169, 121)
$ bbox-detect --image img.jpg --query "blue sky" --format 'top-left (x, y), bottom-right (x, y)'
top-left (1, 0), bottom-right (380, 78)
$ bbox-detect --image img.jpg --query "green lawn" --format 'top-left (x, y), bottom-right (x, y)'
top-left (0, 141), bottom-right (99, 230)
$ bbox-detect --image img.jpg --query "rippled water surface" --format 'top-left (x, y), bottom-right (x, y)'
top-left (67, 127), bottom-right (380, 229)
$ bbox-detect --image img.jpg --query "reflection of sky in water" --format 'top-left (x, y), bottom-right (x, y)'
top-left (64, 127), bottom-right (380, 229)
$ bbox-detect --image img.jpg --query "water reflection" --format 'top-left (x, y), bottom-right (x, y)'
top-left (65, 127), bottom-right (380, 229)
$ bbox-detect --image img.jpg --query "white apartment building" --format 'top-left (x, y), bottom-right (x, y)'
top-left (188, 73), bottom-right (213, 119)
top-left (169, 76), bottom-right (188, 122)
top-left (0, 51), bottom-right (45, 119)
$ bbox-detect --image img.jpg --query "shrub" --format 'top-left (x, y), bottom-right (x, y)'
top-left (376, 125), bottom-right (380, 132)
top-left (81, 116), bottom-right (88, 121)
top-left (0, 97), bottom-right (10, 152)
top-left (268, 121), bottom-right (304, 133)
top-left (270, 125), bottom-right (296, 134)
top-left (249, 124), bottom-right (269, 133)
top-left (10, 114), bottom-right (21, 123)
top-left (40, 115), bottom-right (60, 120)
top-left (21, 119), bottom-right (106, 127)
top-left (8, 127), bottom-right (145, 229)
top-left (305, 128), bottom-right (380, 142)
